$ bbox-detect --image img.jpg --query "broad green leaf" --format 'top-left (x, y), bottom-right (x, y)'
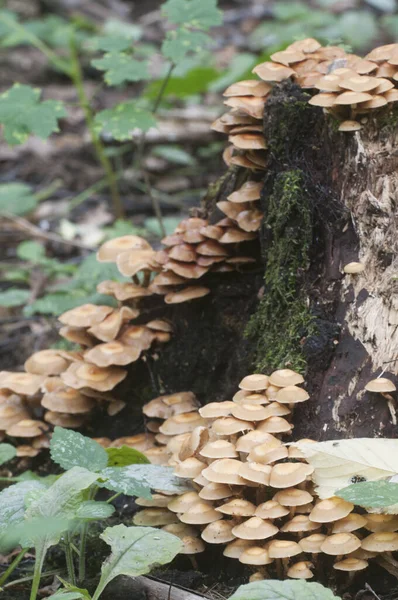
top-left (0, 288), bottom-right (30, 307)
top-left (106, 446), bottom-right (150, 467)
top-left (0, 182), bottom-right (37, 215)
top-left (274, 1), bottom-right (311, 21)
top-left (162, 0), bottom-right (222, 30)
top-left (229, 580), bottom-right (341, 600)
top-left (25, 291), bottom-right (117, 317)
top-left (95, 103), bottom-right (156, 141)
top-left (50, 427), bottom-right (108, 472)
top-left (17, 240), bottom-right (46, 262)
top-left (47, 593), bottom-right (86, 600)
top-left (3, 516), bottom-right (71, 552)
top-left (89, 34), bottom-right (131, 52)
top-left (76, 501), bottom-right (115, 520)
top-left (209, 53), bottom-right (257, 93)
top-left (337, 481), bottom-right (398, 513)
top-left (152, 145), bottom-right (195, 165)
top-left (103, 19), bottom-right (142, 41)
top-left (0, 443), bottom-right (16, 465)
top-left (3, 268), bottom-right (30, 283)
top-left (0, 84), bottom-right (66, 145)
top-left (92, 53), bottom-right (149, 85)
top-left (93, 525), bottom-right (182, 599)
top-left (339, 11), bottom-right (377, 49)
top-left (162, 28), bottom-right (211, 63)
top-left (99, 465), bottom-right (192, 500)
top-left (146, 67), bottom-right (219, 99)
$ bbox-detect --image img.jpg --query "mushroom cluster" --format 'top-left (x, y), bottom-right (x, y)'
top-left (133, 371), bottom-right (397, 582)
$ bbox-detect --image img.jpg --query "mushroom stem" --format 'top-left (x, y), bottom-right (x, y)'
top-left (143, 270), bottom-right (151, 288)
top-left (275, 559), bottom-right (283, 579)
top-left (381, 393), bottom-right (397, 425)
top-left (188, 556), bottom-right (199, 570)
top-left (282, 558), bottom-right (290, 576)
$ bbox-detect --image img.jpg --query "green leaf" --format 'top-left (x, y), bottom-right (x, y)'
top-left (106, 446), bottom-right (150, 467)
top-left (209, 53), bottom-right (257, 93)
top-left (3, 516), bottom-right (72, 552)
top-left (338, 11), bottom-right (377, 49)
top-left (0, 84), bottom-right (66, 145)
top-left (16, 240), bottom-right (46, 262)
top-left (0, 182), bottom-right (38, 215)
top-left (162, 0), bottom-right (222, 30)
top-left (92, 53), bottom-right (149, 85)
top-left (229, 580), bottom-right (341, 600)
top-left (95, 102), bottom-right (156, 141)
top-left (25, 291), bottom-right (117, 317)
top-left (99, 465), bottom-right (192, 500)
top-left (0, 288), bottom-right (30, 307)
top-left (102, 219), bottom-right (147, 240)
top-left (152, 145), bottom-right (195, 165)
top-left (146, 67), bottom-right (219, 99)
top-left (3, 268), bottom-right (30, 283)
top-left (89, 34), bottom-right (131, 52)
top-left (76, 501), bottom-right (115, 520)
top-left (274, 1), bottom-right (311, 21)
top-left (93, 525), bottom-right (182, 598)
top-left (50, 427), bottom-right (108, 472)
top-left (0, 443), bottom-right (16, 465)
top-left (162, 28), bottom-right (211, 63)
top-left (145, 216), bottom-right (181, 237)
top-left (337, 481), bottom-right (398, 512)
top-left (47, 593), bottom-right (86, 600)
top-left (103, 19), bottom-right (142, 41)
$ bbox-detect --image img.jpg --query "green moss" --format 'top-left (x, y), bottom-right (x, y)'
top-left (380, 105), bottom-right (398, 130)
top-left (245, 169), bottom-right (314, 373)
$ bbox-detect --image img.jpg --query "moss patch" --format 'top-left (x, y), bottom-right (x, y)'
top-left (245, 169), bottom-right (314, 373)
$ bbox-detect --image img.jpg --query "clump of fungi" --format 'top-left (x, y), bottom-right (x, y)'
top-left (132, 371), bottom-right (398, 582)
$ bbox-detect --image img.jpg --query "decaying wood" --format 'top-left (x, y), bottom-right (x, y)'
top-left (101, 575), bottom-right (209, 600)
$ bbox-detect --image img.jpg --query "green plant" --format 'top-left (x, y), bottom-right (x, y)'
top-left (229, 580), bottom-right (341, 600)
top-left (0, 427), bottom-right (189, 599)
top-left (337, 480), bottom-right (398, 513)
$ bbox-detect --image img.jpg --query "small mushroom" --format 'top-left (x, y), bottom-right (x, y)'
top-left (201, 520), bottom-right (235, 544)
top-left (232, 517), bottom-right (278, 541)
top-left (6, 419), bottom-right (49, 438)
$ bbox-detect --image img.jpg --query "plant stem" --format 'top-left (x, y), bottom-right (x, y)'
top-left (4, 569), bottom-right (62, 589)
top-left (64, 535), bottom-right (77, 587)
top-left (0, 547), bottom-right (28, 587)
top-left (29, 546), bottom-right (47, 600)
top-left (78, 523), bottom-right (87, 584)
top-left (69, 34), bottom-right (124, 218)
top-left (106, 491), bottom-right (122, 504)
top-left (34, 179), bottom-right (64, 203)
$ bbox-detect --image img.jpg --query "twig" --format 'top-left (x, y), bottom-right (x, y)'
top-left (3, 569), bottom-right (62, 588)
top-left (365, 583), bottom-right (383, 600)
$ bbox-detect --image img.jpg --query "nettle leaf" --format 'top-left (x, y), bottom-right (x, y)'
top-left (95, 103), bottom-right (156, 141)
top-left (0, 443), bottom-right (16, 465)
top-left (93, 525), bottom-right (182, 598)
top-left (92, 53), bottom-right (149, 85)
top-left (0, 182), bottom-right (38, 215)
top-left (0, 288), bottom-right (30, 307)
top-left (50, 427), bottom-right (108, 472)
top-left (163, 0), bottom-right (222, 30)
top-left (106, 446), bottom-right (150, 467)
top-left (162, 28), bottom-right (211, 63)
top-left (0, 84), bottom-right (66, 145)
top-left (99, 465), bottom-right (192, 500)
top-left (337, 481), bottom-right (398, 513)
top-left (76, 500), bottom-right (115, 520)
top-left (229, 580), bottom-right (341, 600)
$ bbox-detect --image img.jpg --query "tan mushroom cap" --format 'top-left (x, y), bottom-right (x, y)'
top-left (308, 93), bottom-right (338, 107)
top-left (361, 532), bottom-right (398, 552)
top-left (32, 434), bottom-right (51, 449)
top-left (0, 403), bottom-right (30, 429)
top-left (229, 133), bottom-right (267, 150)
top-left (240, 547), bottom-right (273, 566)
top-left (88, 307), bottom-right (139, 343)
top-left (309, 497), bottom-right (354, 523)
top-left (268, 540), bottom-right (301, 559)
top-left (200, 439), bottom-right (237, 459)
top-left (167, 492), bottom-right (201, 513)
top-left (338, 120), bottom-right (362, 132)
top-left (201, 520), bottom-right (235, 544)
top-left (232, 517), bottom-right (278, 541)
top-left (199, 402), bottom-right (235, 419)
top-left (299, 534), bottom-right (327, 554)
top-left (255, 501), bottom-right (290, 520)
top-left (97, 235), bottom-right (151, 262)
top-left (165, 287), bottom-right (210, 304)
top-left (275, 386), bottom-right (309, 404)
top-left (6, 419), bottom-right (49, 437)
top-left (269, 369), bottom-right (304, 388)
top-left (343, 262), bottom-right (365, 274)
top-left (133, 508), bottom-right (178, 527)
top-left (143, 392), bottom-right (198, 419)
top-left (240, 462), bottom-right (272, 485)
top-left (256, 416), bottom-right (293, 434)
top-left (165, 259), bottom-right (208, 280)
top-left (85, 342), bottom-right (140, 367)
top-left (180, 536), bottom-right (205, 555)
top-left (231, 403), bottom-right (270, 422)
top-left (61, 362), bottom-right (127, 391)
top-left (321, 533), bottom-right (361, 556)
top-left (273, 488), bottom-right (314, 507)
top-left (365, 377), bottom-right (396, 393)
top-left (239, 374), bottom-right (269, 391)
top-left (136, 493), bottom-right (174, 508)
top-left (253, 61), bottom-right (295, 82)
top-left (223, 539), bottom-right (253, 558)
top-left (235, 393), bottom-right (269, 406)
top-left (202, 459), bottom-right (245, 485)
top-left (116, 249), bottom-right (158, 278)
top-left (144, 447), bottom-right (170, 465)
top-left (99, 281), bottom-right (152, 301)
top-left (0, 372), bottom-right (45, 396)
top-left (211, 417), bottom-right (254, 435)
top-left (199, 482), bottom-right (236, 501)
top-left (216, 499), bottom-right (256, 517)
top-left (24, 350), bottom-right (70, 376)
top-left (180, 502), bottom-right (222, 525)
top-left (365, 514), bottom-right (398, 532)
top-left (162, 523), bottom-right (199, 539)
top-left (287, 561), bottom-right (314, 579)
top-left (224, 96), bottom-right (266, 120)
top-left (159, 412), bottom-right (205, 435)
top-left (332, 513), bottom-right (368, 534)
top-left (174, 457), bottom-right (205, 478)
top-left (334, 557), bottom-right (368, 572)
top-left (44, 411), bottom-right (86, 428)
top-left (16, 445), bottom-right (40, 458)
top-left (41, 387), bottom-right (95, 414)
top-left (228, 181), bottom-right (262, 204)
top-left (112, 433), bottom-right (155, 451)
top-left (236, 431), bottom-right (277, 453)
top-left (270, 463), bottom-right (314, 488)
top-left (59, 304), bottom-right (113, 327)
top-left (59, 326), bottom-right (95, 347)
top-left (281, 515), bottom-right (320, 533)
top-left (224, 79), bottom-right (271, 97)
top-left (248, 441), bottom-right (288, 465)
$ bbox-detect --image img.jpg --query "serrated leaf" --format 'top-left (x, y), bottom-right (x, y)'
top-left (76, 500), bottom-right (115, 520)
top-left (162, 0), bottom-right (222, 30)
top-left (92, 52), bottom-right (149, 85)
top-left (162, 28), bottom-right (211, 63)
top-left (93, 525), bottom-right (182, 598)
top-left (229, 580), bottom-right (341, 600)
top-left (0, 288), bottom-right (30, 307)
top-left (337, 481), bottom-right (398, 513)
top-left (95, 102), bottom-right (156, 141)
top-left (292, 438), bottom-right (398, 499)
top-left (106, 446), bottom-right (150, 467)
top-left (0, 182), bottom-right (38, 215)
top-left (50, 427), bottom-right (108, 472)
top-left (0, 443), bottom-right (16, 465)
top-left (0, 84), bottom-right (66, 145)
top-left (99, 465), bottom-right (192, 499)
